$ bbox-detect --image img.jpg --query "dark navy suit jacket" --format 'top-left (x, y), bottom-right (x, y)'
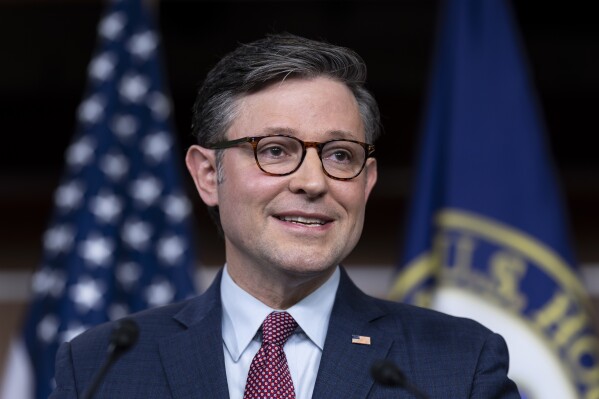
top-left (50, 268), bottom-right (520, 398)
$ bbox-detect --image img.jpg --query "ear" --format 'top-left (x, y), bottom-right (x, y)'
top-left (185, 145), bottom-right (219, 206)
top-left (363, 157), bottom-right (378, 201)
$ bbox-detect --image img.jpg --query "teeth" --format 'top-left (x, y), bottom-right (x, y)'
top-left (279, 215), bottom-right (325, 225)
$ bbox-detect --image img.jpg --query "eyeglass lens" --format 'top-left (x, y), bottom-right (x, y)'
top-left (255, 136), bottom-right (366, 179)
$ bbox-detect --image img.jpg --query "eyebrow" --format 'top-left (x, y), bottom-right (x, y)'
top-left (262, 126), bottom-right (296, 136)
top-left (326, 130), bottom-right (355, 139)
top-left (260, 127), bottom-right (357, 140)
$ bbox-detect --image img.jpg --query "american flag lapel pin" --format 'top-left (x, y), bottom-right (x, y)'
top-left (352, 334), bottom-right (371, 345)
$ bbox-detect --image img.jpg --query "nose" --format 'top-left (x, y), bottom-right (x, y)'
top-left (288, 148), bottom-right (328, 197)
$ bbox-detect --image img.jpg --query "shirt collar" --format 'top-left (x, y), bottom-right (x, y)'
top-left (221, 265), bottom-right (340, 362)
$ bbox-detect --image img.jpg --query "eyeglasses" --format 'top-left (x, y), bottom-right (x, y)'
top-left (208, 134), bottom-right (375, 181)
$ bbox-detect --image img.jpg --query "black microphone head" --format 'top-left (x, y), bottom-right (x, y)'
top-left (109, 318), bottom-right (139, 351)
top-left (370, 359), bottom-right (407, 387)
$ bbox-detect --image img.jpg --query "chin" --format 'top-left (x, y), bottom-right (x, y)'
top-left (274, 252), bottom-right (341, 277)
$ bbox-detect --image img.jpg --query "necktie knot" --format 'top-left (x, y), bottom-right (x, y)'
top-left (262, 311), bottom-right (298, 347)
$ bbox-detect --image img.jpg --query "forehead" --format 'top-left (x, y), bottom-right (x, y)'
top-left (228, 77), bottom-right (365, 141)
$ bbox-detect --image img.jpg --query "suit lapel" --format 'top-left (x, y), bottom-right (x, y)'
top-left (156, 268), bottom-right (397, 398)
top-left (159, 271), bottom-right (230, 399)
top-left (312, 268), bottom-right (394, 398)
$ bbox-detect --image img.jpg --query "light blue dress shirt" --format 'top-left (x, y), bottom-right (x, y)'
top-left (220, 265), bottom-right (340, 399)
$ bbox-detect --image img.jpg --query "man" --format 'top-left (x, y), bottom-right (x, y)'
top-left (51, 34), bottom-right (520, 398)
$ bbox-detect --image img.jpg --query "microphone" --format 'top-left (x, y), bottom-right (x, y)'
top-left (371, 359), bottom-right (430, 399)
top-left (82, 318), bottom-right (140, 399)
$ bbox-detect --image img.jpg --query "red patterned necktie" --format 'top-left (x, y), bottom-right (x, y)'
top-left (243, 311), bottom-right (298, 399)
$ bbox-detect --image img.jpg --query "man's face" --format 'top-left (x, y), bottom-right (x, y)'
top-left (201, 77), bottom-right (377, 282)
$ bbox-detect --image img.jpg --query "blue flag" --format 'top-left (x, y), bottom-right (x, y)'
top-left (15, 0), bottom-right (198, 397)
top-left (389, 0), bottom-right (599, 397)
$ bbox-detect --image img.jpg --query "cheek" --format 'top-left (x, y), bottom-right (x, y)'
top-left (333, 182), bottom-right (368, 216)
top-left (217, 171), bottom-right (283, 219)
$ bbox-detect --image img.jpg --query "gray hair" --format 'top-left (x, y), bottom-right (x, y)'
top-left (190, 33), bottom-right (381, 234)
top-left (191, 33), bottom-right (381, 146)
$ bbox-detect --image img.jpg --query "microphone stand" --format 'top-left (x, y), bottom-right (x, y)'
top-left (81, 318), bottom-right (139, 399)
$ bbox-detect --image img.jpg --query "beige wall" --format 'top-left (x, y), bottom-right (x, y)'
top-left (0, 302), bottom-right (27, 379)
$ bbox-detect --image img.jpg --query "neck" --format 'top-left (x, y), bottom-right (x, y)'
top-left (226, 263), bottom-right (336, 309)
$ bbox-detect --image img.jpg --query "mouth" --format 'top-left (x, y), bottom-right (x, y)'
top-left (274, 214), bottom-right (332, 226)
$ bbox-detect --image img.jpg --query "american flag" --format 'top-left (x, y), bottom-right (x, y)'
top-left (5, 0), bottom-right (198, 397)
top-left (351, 335), bottom-right (371, 345)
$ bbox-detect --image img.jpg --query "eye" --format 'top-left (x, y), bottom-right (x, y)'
top-left (331, 149), bottom-right (352, 163)
top-left (256, 136), bottom-right (301, 162)
top-left (258, 143), bottom-right (292, 159)
top-left (323, 144), bottom-right (355, 164)
top-left (262, 145), bottom-right (285, 158)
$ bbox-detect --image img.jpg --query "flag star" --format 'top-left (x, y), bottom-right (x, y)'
top-left (147, 91), bottom-right (171, 120)
top-left (119, 73), bottom-right (150, 103)
top-left (69, 277), bottom-right (105, 313)
top-left (111, 114), bottom-right (139, 139)
top-left (77, 94), bottom-right (105, 124)
top-left (61, 323), bottom-right (90, 343)
top-left (37, 314), bottom-right (59, 344)
top-left (157, 235), bottom-right (186, 265)
top-left (88, 51), bottom-right (117, 81)
top-left (32, 268), bottom-right (66, 298)
top-left (54, 180), bottom-right (84, 211)
top-left (100, 152), bottom-right (129, 181)
top-left (116, 262), bottom-right (142, 289)
top-left (99, 11), bottom-right (126, 40)
top-left (66, 137), bottom-right (95, 167)
top-left (130, 175), bottom-right (162, 206)
top-left (90, 191), bottom-right (123, 223)
top-left (43, 224), bottom-right (74, 253)
top-left (122, 219), bottom-right (152, 250)
top-left (127, 30), bottom-right (158, 60)
top-left (145, 279), bottom-right (174, 307)
top-left (142, 131), bottom-right (171, 163)
top-left (79, 235), bottom-right (114, 266)
top-left (163, 194), bottom-right (192, 222)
